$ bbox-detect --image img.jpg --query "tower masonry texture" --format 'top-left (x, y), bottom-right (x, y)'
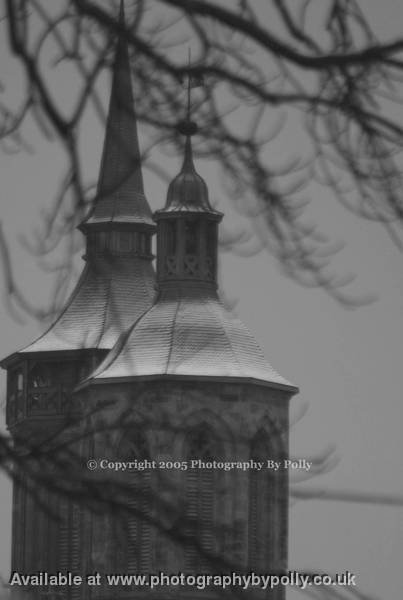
top-left (1, 4), bottom-right (298, 600)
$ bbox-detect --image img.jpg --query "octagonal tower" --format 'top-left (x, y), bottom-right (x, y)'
top-left (79, 120), bottom-right (298, 599)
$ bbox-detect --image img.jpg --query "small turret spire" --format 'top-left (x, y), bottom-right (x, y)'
top-left (163, 69), bottom-right (213, 213)
top-left (154, 67), bottom-right (222, 289)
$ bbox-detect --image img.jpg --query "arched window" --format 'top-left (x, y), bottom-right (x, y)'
top-left (184, 426), bottom-right (217, 572)
top-left (114, 431), bottom-right (153, 573)
top-left (248, 430), bottom-right (278, 571)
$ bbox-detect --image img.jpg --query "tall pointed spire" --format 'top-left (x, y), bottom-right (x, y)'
top-left (82, 0), bottom-right (154, 228)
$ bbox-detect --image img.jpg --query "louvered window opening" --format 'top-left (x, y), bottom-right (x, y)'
top-left (114, 433), bottom-right (153, 574)
top-left (125, 469), bottom-right (152, 573)
top-left (24, 488), bottom-right (40, 572)
top-left (58, 497), bottom-right (82, 576)
top-left (18, 483), bottom-right (59, 575)
top-left (248, 434), bottom-right (275, 572)
top-left (185, 428), bottom-right (217, 573)
top-left (12, 479), bottom-right (26, 572)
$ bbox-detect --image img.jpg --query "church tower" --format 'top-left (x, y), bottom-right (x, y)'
top-left (3, 4), bottom-right (298, 600)
top-left (78, 116), bottom-right (298, 596)
top-left (2, 2), bottom-right (156, 593)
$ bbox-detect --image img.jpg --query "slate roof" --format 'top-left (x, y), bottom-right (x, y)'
top-left (87, 287), bottom-right (296, 390)
top-left (20, 258), bottom-right (155, 353)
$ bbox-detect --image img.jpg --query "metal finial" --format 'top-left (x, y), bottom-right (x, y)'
top-left (178, 48), bottom-right (198, 137)
top-left (119, 0), bottom-right (125, 23)
top-left (187, 47), bottom-right (191, 124)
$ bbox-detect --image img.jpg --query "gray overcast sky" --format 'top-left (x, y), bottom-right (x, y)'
top-left (1, 1), bottom-right (403, 598)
